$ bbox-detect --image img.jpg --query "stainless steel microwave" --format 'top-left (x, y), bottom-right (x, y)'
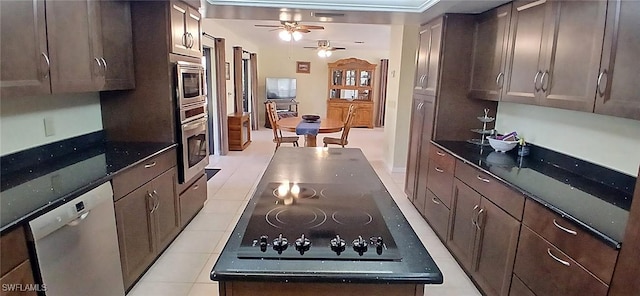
top-left (176, 61), bottom-right (205, 107)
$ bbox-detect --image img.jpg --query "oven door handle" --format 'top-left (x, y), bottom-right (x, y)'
top-left (182, 116), bottom-right (208, 131)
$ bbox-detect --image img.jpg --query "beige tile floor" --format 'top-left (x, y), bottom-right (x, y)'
top-left (127, 128), bottom-right (480, 296)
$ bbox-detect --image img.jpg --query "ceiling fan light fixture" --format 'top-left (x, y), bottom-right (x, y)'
top-left (292, 31), bottom-right (303, 41)
top-left (279, 30), bottom-right (292, 41)
top-left (325, 50), bottom-right (332, 57)
top-left (317, 49), bottom-right (332, 58)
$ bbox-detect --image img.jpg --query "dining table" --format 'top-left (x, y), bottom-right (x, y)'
top-left (277, 116), bottom-right (343, 147)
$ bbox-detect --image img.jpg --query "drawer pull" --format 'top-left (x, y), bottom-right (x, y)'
top-left (547, 248), bottom-right (570, 267)
top-left (436, 151), bottom-right (446, 156)
top-left (471, 205), bottom-right (480, 226)
top-left (434, 167), bottom-right (444, 173)
top-left (476, 175), bottom-right (490, 183)
top-left (431, 197), bottom-right (441, 205)
top-left (144, 162), bottom-right (157, 169)
top-left (553, 219), bottom-right (577, 235)
top-left (193, 185), bottom-right (199, 190)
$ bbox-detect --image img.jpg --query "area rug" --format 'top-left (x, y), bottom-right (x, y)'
top-left (205, 168), bottom-right (221, 181)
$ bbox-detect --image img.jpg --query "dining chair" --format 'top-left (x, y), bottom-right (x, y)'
top-left (323, 104), bottom-right (356, 147)
top-left (266, 102), bottom-right (299, 150)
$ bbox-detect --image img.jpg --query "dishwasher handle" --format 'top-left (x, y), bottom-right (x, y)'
top-left (66, 211), bottom-right (90, 226)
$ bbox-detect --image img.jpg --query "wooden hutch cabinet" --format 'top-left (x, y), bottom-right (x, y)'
top-left (326, 58), bottom-right (376, 128)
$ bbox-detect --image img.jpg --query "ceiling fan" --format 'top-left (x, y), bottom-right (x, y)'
top-left (254, 21), bottom-right (324, 41)
top-left (304, 40), bottom-right (346, 57)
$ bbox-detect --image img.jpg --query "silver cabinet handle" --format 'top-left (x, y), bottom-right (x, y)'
top-left (417, 102), bottom-right (424, 110)
top-left (100, 57), bottom-right (107, 74)
top-left (540, 70), bottom-right (550, 92)
top-left (144, 162), bottom-right (157, 169)
top-left (471, 204), bottom-right (480, 226)
top-left (189, 32), bottom-right (195, 48)
top-left (547, 248), bottom-right (570, 267)
top-left (436, 151), bottom-right (445, 157)
top-left (495, 72), bottom-right (504, 89)
top-left (148, 192), bottom-right (156, 213)
top-left (94, 57), bottom-right (102, 76)
top-left (431, 197), bottom-right (440, 205)
top-left (434, 167), bottom-right (444, 173)
top-left (193, 185), bottom-right (199, 190)
top-left (553, 219), bottom-right (577, 235)
top-left (533, 70), bottom-right (542, 91)
top-left (476, 175), bottom-right (490, 183)
top-left (597, 69), bottom-right (607, 97)
top-left (41, 52), bottom-right (50, 79)
top-left (476, 208), bottom-right (485, 230)
top-left (182, 32), bottom-right (188, 47)
top-left (152, 190), bottom-right (160, 212)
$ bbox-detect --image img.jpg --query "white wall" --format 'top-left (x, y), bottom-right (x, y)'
top-left (496, 102), bottom-right (640, 176)
top-left (383, 24), bottom-right (419, 172)
top-left (0, 93), bottom-right (103, 156)
top-left (257, 48), bottom-right (388, 125)
top-left (201, 19), bottom-right (260, 115)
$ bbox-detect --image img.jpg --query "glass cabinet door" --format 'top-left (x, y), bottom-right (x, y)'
top-left (360, 70), bottom-right (372, 86)
top-left (345, 69), bottom-right (356, 86)
top-left (331, 70), bottom-right (343, 86)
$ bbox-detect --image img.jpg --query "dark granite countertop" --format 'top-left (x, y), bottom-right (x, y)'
top-left (1, 132), bottom-right (175, 234)
top-left (433, 141), bottom-right (635, 249)
top-left (211, 147), bottom-right (443, 284)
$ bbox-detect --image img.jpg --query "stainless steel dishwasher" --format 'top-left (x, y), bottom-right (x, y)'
top-left (29, 182), bottom-right (125, 296)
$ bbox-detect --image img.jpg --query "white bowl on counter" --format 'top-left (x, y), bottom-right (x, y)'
top-left (488, 137), bottom-right (519, 153)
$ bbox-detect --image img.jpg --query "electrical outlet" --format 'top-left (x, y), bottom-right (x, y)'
top-left (44, 117), bottom-right (55, 137)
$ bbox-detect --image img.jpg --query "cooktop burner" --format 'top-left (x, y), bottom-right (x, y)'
top-left (237, 183), bottom-right (402, 261)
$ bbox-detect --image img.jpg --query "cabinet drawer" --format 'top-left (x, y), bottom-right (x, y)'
top-left (0, 260), bottom-right (37, 296)
top-left (179, 173), bottom-right (207, 227)
top-left (113, 148), bottom-right (176, 201)
top-left (426, 145), bottom-right (455, 207)
top-left (1, 227), bottom-right (29, 276)
top-left (522, 200), bottom-right (618, 283)
top-left (514, 227), bottom-right (608, 296)
top-left (509, 274), bottom-right (535, 296)
top-left (424, 190), bottom-right (450, 241)
top-left (455, 160), bottom-right (524, 220)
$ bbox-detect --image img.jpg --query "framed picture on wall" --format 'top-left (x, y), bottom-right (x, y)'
top-left (296, 61), bottom-right (310, 74)
top-left (225, 62), bottom-right (230, 80)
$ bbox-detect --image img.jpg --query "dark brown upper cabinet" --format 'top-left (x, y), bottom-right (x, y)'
top-left (414, 17), bottom-right (442, 96)
top-left (170, 1), bottom-right (202, 58)
top-left (503, 0), bottom-right (607, 112)
top-left (0, 0), bottom-right (135, 97)
top-left (468, 3), bottom-right (512, 101)
top-left (0, 0), bottom-right (50, 98)
top-left (594, 0), bottom-right (640, 121)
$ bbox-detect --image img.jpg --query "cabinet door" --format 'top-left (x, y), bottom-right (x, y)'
top-left (151, 168), bottom-right (180, 253)
top-left (472, 197), bottom-right (521, 296)
top-left (468, 4), bottom-right (512, 101)
top-left (414, 29), bottom-right (430, 92)
top-left (414, 96), bottom-right (436, 212)
top-left (100, 0), bottom-right (135, 90)
top-left (448, 179), bottom-right (481, 270)
top-left (185, 7), bottom-right (202, 57)
top-left (170, 2), bottom-right (189, 56)
top-left (353, 104), bottom-right (372, 128)
top-left (326, 105), bottom-right (344, 122)
top-left (180, 173), bottom-right (207, 227)
top-left (595, 0), bottom-right (640, 120)
top-left (405, 98), bottom-right (426, 200)
top-left (0, 260), bottom-right (37, 296)
top-left (46, 0), bottom-right (104, 93)
top-left (424, 18), bottom-right (443, 96)
top-left (502, 0), bottom-right (547, 105)
top-left (0, 0), bottom-right (50, 97)
top-left (115, 182), bottom-right (156, 290)
top-left (539, 0), bottom-right (606, 112)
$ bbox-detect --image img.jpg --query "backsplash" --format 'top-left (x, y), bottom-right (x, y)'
top-left (0, 93), bottom-right (103, 156)
top-left (495, 102), bottom-right (640, 176)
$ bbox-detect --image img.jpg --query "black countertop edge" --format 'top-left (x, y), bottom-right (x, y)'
top-left (432, 141), bottom-right (624, 249)
top-left (211, 272), bottom-right (443, 284)
top-left (1, 138), bottom-right (176, 235)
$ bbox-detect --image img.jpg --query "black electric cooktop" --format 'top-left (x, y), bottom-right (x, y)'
top-left (238, 182), bottom-right (402, 261)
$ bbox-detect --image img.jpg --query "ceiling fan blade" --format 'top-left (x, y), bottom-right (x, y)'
top-left (298, 25), bottom-right (325, 30)
top-left (254, 24), bottom-right (282, 28)
top-left (331, 47), bottom-right (347, 50)
top-left (296, 29), bottom-right (311, 33)
top-left (303, 46), bottom-right (318, 49)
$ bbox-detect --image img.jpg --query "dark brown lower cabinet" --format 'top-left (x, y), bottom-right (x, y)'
top-left (405, 94), bottom-right (435, 206)
top-left (448, 179), bottom-right (521, 296)
top-left (424, 190), bottom-right (450, 241)
top-left (509, 274), bottom-right (535, 296)
top-left (513, 227), bottom-right (608, 296)
top-left (115, 167), bottom-right (179, 290)
top-left (0, 226), bottom-right (36, 296)
top-left (179, 173), bottom-right (207, 227)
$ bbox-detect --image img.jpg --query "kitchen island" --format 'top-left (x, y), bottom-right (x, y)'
top-left (211, 147), bottom-right (442, 295)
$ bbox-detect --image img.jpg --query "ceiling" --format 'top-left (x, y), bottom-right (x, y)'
top-left (202, 0), bottom-right (510, 52)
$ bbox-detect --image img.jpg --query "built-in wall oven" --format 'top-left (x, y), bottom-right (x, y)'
top-left (175, 61), bottom-right (209, 183)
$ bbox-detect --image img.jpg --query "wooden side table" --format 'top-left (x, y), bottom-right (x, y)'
top-left (228, 112), bottom-right (251, 151)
